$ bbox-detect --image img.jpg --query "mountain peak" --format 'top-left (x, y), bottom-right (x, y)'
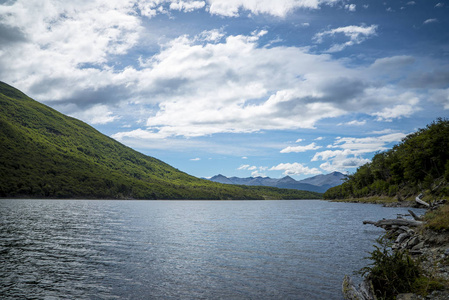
top-left (298, 172), bottom-right (345, 187)
top-left (278, 175), bottom-right (296, 183)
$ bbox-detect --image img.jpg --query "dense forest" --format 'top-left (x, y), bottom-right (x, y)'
top-left (0, 81), bottom-right (321, 200)
top-left (324, 118), bottom-right (449, 200)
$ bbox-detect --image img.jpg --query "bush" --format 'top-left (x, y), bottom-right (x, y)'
top-left (359, 236), bottom-right (431, 299)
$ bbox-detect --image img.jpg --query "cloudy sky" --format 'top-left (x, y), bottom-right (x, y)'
top-left (1, 0), bottom-right (448, 180)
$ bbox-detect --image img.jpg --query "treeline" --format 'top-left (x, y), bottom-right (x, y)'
top-left (324, 118), bottom-right (449, 200)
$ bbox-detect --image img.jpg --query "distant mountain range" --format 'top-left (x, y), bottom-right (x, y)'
top-left (208, 172), bottom-right (346, 193)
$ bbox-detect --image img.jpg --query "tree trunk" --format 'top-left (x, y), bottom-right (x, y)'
top-left (407, 209), bottom-right (422, 221)
top-left (415, 193), bottom-right (430, 208)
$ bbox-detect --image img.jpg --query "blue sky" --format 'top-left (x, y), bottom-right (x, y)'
top-left (1, 0), bottom-right (448, 180)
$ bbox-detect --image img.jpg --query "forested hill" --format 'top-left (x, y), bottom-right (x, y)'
top-left (324, 119), bottom-right (449, 200)
top-left (0, 81), bottom-right (321, 200)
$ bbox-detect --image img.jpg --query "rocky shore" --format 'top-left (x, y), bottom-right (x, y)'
top-left (342, 198), bottom-right (449, 300)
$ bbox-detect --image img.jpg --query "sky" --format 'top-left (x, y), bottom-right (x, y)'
top-left (1, 0), bottom-right (448, 180)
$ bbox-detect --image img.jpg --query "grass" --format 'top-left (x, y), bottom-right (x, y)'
top-left (332, 195), bottom-right (403, 204)
top-left (424, 203), bottom-right (449, 231)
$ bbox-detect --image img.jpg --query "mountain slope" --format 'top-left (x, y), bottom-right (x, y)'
top-left (0, 81), bottom-right (322, 200)
top-left (298, 171), bottom-right (345, 187)
top-left (208, 172), bottom-right (345, 193)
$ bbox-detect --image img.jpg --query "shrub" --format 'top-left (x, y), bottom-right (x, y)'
top-left (359, 236), bottom-right (432, 299)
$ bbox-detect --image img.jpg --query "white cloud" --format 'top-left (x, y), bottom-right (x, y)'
top-left (112, 128), bottom-right (171, 140)
top-left (251, 170), bottom-right (266, 177)
top-left (315, 137), bottom-right (324, 141)
top-left (295, 138), bottom-right (304, 142)
top-left (196, 29), bottom-right (225, 42)
top-left (370, 129), bottom-right (396, 135)
top-left (137, 0), bottom-right (206, 17)
top-left (0, 0), bottom-right (142, 102)
top-left (370, 94), bottom-right (420, 121)
top-left (190, 157), bottom-right (201, 161)
top-left (435, 3), bottom-right (444, 8)
top-left (345, 4), bottom-right (356, 11)
top-left (117, 0), bottom-right (342, 18)
top-left (72, 104), bottom-right (119, 125)
top-left (423, 18), bottom-right (438, 25)
top-left (270, 162), bottom-right (321, 176)
top-left (206, 0), bottom-right (339, 17)
top-left (116, 31), bottom-right (421, 140)
top-left (330, 133), bottom-right (407, 153)
top-left (117, 31), bottom-right (358, 138)
top-left (362, 88), bottom-right (422, 121)
top-left (170, 1), bottom-right (206, 12)
top-left (319, 157), bottom-right (370, 172)
top-left (430, 88), bottom-right (449, 109)
top-left (238, 164), bottom-right (250, 170)
top-left (369, 56), bottom-right (415, 74)
top-left (280, 142), bottom-right (322, 153)
top-left (313, 24), bottom-right (378, 52)
top-left (338, 120), bottom-right (366, 126)
top-left (312, 132), bottom-right (406, 172)
top-left (0, 2), bottom-right (426, 142)
top-left (242, 156), bottom-right (248, 159)
top-left (372, 104), bottom-right (417, 121)
top-left (238, 164), bottom-right (267, 176)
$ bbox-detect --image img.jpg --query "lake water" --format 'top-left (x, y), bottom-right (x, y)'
top-left (0, 199), bottom-right (425, 299)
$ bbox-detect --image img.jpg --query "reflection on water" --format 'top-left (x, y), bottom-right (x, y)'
top-left (0, 199), bottom-right (425, 299)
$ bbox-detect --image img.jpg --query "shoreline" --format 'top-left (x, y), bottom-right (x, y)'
top-left (343, 199), bottom-right (449, 299)
top-left (330, 195), bottom-right (435, 208)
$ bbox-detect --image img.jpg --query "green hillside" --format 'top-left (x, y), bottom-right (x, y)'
top-left (324, 118), bottom-right (449, 201)
top-left (0, 81), bottom-right (321, 200)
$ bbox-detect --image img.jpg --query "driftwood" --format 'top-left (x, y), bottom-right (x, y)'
top-left (407, 209), bottom-right (422, 221)
top-left (363, 219), bottom-right (423, 227)
top-left (415, 193), bottom-right (430, 208)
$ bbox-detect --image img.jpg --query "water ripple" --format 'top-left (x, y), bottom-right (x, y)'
top-left (1, 199), bottom-right (425, 299)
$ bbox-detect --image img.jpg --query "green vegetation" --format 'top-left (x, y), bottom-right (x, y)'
top-left (0, 81), bottom-right (322, 200)
top-left (324, 118), bottom-right (449, 201)
top-left (424, 204), bottom-right (449, 231)
top-left (359, 237), bottom-right (444, 299)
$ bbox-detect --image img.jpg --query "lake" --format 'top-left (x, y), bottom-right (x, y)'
top-left (0, 199), bottom-right (425, 299)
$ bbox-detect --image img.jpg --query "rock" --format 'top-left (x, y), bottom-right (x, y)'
top-left (358, 278), bottom-right (376, 300)
top-left (444, 248), bottom-right (449, 256)
top-left (342, 275), bottom-right (375, 300)
top-left (396, 232), bottom-right (410, 244)
top-left (412, 241), bottom-right (425, 251)
top-left (406, 236), bottom-right (420, 249)
top-left (399, 226), bottom-right (411, 232)
top-left (342, 275), bottom-right (364, 300)
top-left (396, 293), bottom-right (419, 300)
